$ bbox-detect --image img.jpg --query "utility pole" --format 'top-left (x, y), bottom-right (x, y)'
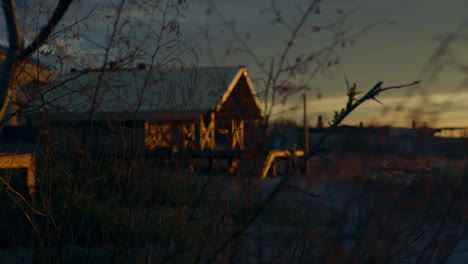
top-left (303, 93), bottom-right (309, 174)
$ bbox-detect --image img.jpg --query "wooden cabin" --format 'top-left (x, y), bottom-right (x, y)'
top-left (25, 66), bottom-right (263, 155)
top-left (0, 45), bottom-right (53, 126)
top-left (0, 45), bottom-right (53, 199)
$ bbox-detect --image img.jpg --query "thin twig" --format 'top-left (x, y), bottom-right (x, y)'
top-left (205, 79), bottom-right (420, 263)
top-left (284, 184), bottom-right (320, 198)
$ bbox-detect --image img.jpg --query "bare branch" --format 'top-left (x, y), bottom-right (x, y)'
top-left (380, 80), bottom-right (421, 92)
top-left (0, 0), bottom-right (74, 123)
top-left (2, 0), bottom-right (24, 52)
top-left (283, 184), bottom-right (320, 198)
top-left (19, 0), bottom-right (74, 61)
top-left (205, 79), bottom-right (420, 263)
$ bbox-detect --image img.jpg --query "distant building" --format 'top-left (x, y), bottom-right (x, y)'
top-left (288, 124), bottom-right (467, 157)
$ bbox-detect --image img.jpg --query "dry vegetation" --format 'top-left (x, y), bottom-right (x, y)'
top-left (0, 0), bottom-right (467, 263)
top-left (2, 152), bottom-right (466, 263)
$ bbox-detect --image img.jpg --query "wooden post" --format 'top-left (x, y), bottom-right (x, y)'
top-left (180, 123), bottom-right (195, 150)
top-left (200, 112), bottom-right (215, 151)
top-left (231, 119), bottom-right (244, 150)
top-left (303, 93), bottom-right (309, 174)
top-left (209, 112), bottom-right (215, 150)
top-left (11, 82), bottom-right (19, 126)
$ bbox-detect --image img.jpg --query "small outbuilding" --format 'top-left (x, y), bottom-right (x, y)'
top-left (0, 45), bottom-right (53, 199)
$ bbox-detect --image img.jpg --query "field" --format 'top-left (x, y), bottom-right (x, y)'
top-left (0, 153), bottom-right (467, 263)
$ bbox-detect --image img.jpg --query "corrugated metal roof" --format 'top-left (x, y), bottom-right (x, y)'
top-left (28, 66), bottom-right (262, 121)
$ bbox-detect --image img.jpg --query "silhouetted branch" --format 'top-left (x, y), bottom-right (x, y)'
top-left (19, 0), bottom-right (74, 60)
top-left (206, 79), bottom-right (420, 263)
top-left (0, 0), bottom-right (74, 123)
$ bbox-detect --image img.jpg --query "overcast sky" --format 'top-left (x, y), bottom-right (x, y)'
top-left (185, 0), bottom-right (468, 128)
top-left (2, 0), bottom-right (468, 128)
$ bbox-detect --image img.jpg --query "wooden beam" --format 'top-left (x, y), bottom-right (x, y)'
top-left (231, 119), bottom-right (244, 150)
top-left (261, 149), bottom-right (304, 179)
top-left (144, 122), bottom-right (171, 150)
top-left (180, 123), bottom-right (196, 150)
top-left (200, 112), bottom-right (215, 150)
top-left (0, 153), bottom-right (35, 200)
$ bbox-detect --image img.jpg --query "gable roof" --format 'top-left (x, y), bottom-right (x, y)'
top-left (0, 45), bottom-right (53, 84)
top-left (26, 66), bottom-right (263, 121)
top-left (0, 45), bottom-right (50, 70)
